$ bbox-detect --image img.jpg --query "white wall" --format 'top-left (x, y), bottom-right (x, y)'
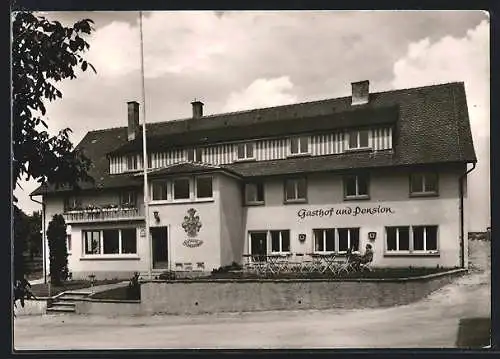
top-left (243, 166), bottom-right (464, 268)
top-left (219, 175), bottom-right (245, 267)
top-left (148, 176), bottom-right (222, 272)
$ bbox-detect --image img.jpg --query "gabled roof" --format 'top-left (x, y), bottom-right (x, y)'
top-left (31, 82), bottom-right (477, 196)
top-left (135, 161), bottom-right (243, 179)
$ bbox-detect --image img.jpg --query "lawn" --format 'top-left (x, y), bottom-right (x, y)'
top-left (30, 279), bottom-right (122, 297)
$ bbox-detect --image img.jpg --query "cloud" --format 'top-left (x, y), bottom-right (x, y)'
top-left (222, 76), bottom-right (298, 112)
top-left (390, 20), bottom-right (490, 230)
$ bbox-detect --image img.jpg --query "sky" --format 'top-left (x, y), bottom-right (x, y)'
top-left (13, 10), bottom-right (490, 231)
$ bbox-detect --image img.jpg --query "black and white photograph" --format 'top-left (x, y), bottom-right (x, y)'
top-left (12, 9), bottom-right (491, 350)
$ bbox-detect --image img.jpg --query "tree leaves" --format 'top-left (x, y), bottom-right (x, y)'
top-left (12, 12), bottom-right (97, 199)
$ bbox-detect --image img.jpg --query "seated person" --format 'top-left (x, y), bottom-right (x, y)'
top-left (348, 244), bottom-right (374, 270)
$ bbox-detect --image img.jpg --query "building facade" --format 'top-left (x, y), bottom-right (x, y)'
top-left (32, 81), bottom-right (477, 280)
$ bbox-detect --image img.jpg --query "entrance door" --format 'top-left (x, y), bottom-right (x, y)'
top-left (250, 232), bottom-right (267, 262)
top-left (151, 227), bottom-right (168, 269)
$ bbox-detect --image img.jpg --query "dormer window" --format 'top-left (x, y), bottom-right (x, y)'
top-left (290, 136), bottom-right (309, 155)
top-left (237, 142), bottom-right (255, 160)
top-left (188, 148), bottom-right (203, 162)
top-left (126, 155), bottom-right (138, 171)
top-left (348, 129), bottom-right (370, 150)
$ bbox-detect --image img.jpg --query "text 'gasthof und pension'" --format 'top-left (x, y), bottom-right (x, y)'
top-left (297, 205), bottom-right (395, 219)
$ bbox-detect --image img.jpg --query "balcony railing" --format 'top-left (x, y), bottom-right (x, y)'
top-left (63, 207), bottom-right (144, 223)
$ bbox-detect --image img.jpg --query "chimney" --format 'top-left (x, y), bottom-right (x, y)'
top-left (351, 80), bottom-right (370, 106)
top-left (191, 100), bottom-right (204, 119)
top-left (127, 101), bottom-right (139, 141)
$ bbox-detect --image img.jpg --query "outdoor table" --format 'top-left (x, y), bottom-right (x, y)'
top-left (318, 254), bottom-right (337, 274)
top-left (308, 253), bottom-right (326, 272)
top-left (267, 254), bottom-right (288, 274)
top-left (242, 254), bottom-right (253, 272)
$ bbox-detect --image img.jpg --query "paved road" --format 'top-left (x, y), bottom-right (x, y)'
top-left (14, 242), bottom-right (490, 349)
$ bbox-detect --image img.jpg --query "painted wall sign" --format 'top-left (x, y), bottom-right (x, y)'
top-left (183, 238), bottom-right (204, 248)
top-left (297, 205), bottom-right (395, 219)
top-left (182, 208), bottom-right (203, 248)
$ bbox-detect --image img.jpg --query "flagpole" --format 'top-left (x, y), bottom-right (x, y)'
top-left (139, 11), bottom-right (152, 280)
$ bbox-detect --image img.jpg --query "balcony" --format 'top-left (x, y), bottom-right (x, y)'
top-left (63, 207), bottom-right (144, 224)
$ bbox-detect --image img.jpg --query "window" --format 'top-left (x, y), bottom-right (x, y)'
top-left (103, 229), bottom-right (120, 254)
top-left (121, 228), bottom-right (137, 254)
top-left (386, 226), bottom-right (410, 251)
top-left (83, 230), bottom-right (101, 255)
top-left (245, 183), bottom-right (264, 204)
top-left (64, 196), bottom-right (82, 211)
top-left (386, 225), bottom-right (438, 254)
top-left (410, 173), bottom-right (438, 196)
top-left (348, 129), bottom-right (370, 150)
top-left (344, 174), bottom-right (369, 199)
top-left (196, 176), bottom-right (213, 198)
top-left (337, 228), bottom-right (360, 252)
top-left (237, 142), bottom-right (255, 160)
top-left (313, 228), bottom-right (335, 252)
top-left (66, 234), bottom-right (72, 253)
top-left (413, 226), bottom-right (438, 252)
top-left (173, 178), bottom-right (190, 200)
top-left (290, 136), bottom-right (309, 155)
top-left (83, 228), bottom-right (137, 255)
top-left (120, 190), bottom-right (136, 207)
top-left (270, 230), bottom-right (290, 253)
top-left (284, 178), bottom-right (307, 202)
top-left (152, 181), bottom-right (168, 201)
top-left (188, 148), bottom-right (203, 162)
top-left (126, 155), bottom-right (137, 171)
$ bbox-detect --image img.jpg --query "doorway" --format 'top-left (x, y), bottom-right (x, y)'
top-left (151, 226), bottom-right (168, 269)
top-left (250, 231), bottom-right (267, 261)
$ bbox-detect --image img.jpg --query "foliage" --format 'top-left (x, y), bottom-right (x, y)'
top-left (126, 272), bottom-right (141, 300)
top-left (12, 11), bottom-right (98, 198)
top-left (158, 271), bottom-right (177, 280)
top-left (46, 214), bottom-right (68, 285)
top-left (13, 206), bottom-right (29, 281)
top-left (13, 206), bottom-right (43, 281)
top-left (211, 261), bottom-right (242, 274)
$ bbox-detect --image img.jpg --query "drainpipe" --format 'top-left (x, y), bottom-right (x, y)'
top-left (459, 162), bottom-right (476, 268)
top-left (29, 195), bottom-right (46, 283)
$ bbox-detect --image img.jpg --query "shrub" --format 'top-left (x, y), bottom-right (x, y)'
top-left (126, 272), bottom-right (140, 300)
top-left (211, 261), bottom-right (243, 274)
top-left (46, 214), bottom-right (68, 285)
top-left (158, 271), bottom-right (176, 280)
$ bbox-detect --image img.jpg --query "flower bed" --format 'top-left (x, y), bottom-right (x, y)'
top-left (30, 279), bottom-right (122, 297)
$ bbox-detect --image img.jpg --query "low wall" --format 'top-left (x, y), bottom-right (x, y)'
top-left (14, 299), bottom-right (48, 316)
top-left (140, 269), bottom-right (466, 315)
top-left (75, 299), bottom-right (142, 316)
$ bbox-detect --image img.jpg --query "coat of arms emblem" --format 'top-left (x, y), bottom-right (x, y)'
top-left (182, 208), bottom-right (202, 238)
